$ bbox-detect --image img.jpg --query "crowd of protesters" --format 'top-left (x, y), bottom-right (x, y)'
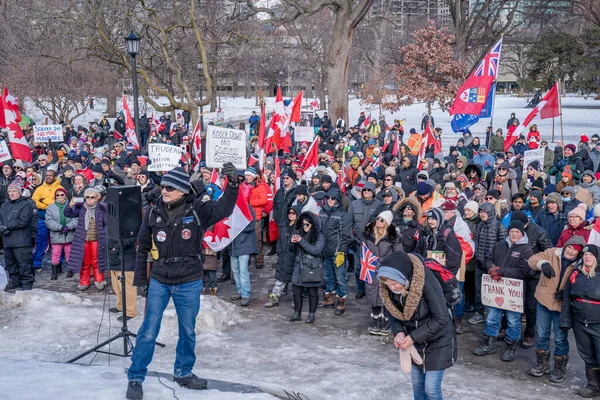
top-left (4, 108), bottom-right (600, 398)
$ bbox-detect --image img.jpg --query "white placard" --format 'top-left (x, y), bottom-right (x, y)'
top-left (523, 148), bottom-right (545, 169)
top-left (147, 143), bottom-right (183, 172)
top-left (481, 274), bottom-right (524, 313)
top-left (205, 125), bottom-right (247, 170)
top-left (0, 141), bottom-right (11, 163)
top-left (295, 110), bottom-right (315, 143)
top-left (33, 125), bottom-right (63, 142)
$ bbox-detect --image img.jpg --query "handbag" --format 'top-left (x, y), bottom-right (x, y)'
top-left (300, 256), bottom-right (323, 283)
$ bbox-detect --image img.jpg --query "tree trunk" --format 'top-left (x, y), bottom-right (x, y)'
top-left (106, 91), bottom-right (117, 117)
top-left (244, 73), bottom-right (249, 99)
top-left (326, 13), bottom-right (354, 122)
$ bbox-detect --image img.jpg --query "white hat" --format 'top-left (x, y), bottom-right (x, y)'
top-left (377, 210), bottom-right (393, 226)
top-left (465, 201), bottom-right (479, 214)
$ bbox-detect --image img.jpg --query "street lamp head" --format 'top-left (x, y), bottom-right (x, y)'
top-left (279, 70), bottom-right (283, 77)
top-left (125, 31), bottom-right (140, 57)
top-left (196, 62), bottom-right (203, 72)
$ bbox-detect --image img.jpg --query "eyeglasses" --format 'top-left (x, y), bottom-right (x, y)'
top-left (85, 196), bottom-right (96, 199)
top-left (474, 188), bottom-right (482, 191)
top-left (485, 196), bottom-right (494, 200)
top-left (283, 177), bottom-right (291, 180)
top-left (385, 178), bottom-right (393, 181)
top-left (302, 222), bottom-right (311, 228)
top-left (162, 186), bottom-right (176, 192)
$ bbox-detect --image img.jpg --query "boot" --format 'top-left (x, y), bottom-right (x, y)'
top-left (367, 314), bottom-right (381, 335)
top-left (335, 296), bottom-right (346, 316)
top-left (288, 310), bottom-right (302, 322)
top-left (264, 294), bottom-right (279, 308)
top-left (56, 263), bottom-right (63, 274)
top-left (173, 373), bottom-right (208, 390)
top-left (529, 349), bottom-right (551, 377)
top-left (4, 281), bottom-right (20, 292)
top-left (65, 270), bottom-right (74, 278)
top-left (473, 334), bottom-right (497, 356)
top-left (209, 288), bottom-right (217, 296)
top-left (501, 339), bottom-right (517, 362)
top-left (126, 381), bottom-right (143, 400)
top-left (454, 317), bottom-right (464, 334)
top-left (51, 264), bottom-right (58, 280)
top-left (283, 282), bottom-right (289, 295)
top-left (578, 368), bottom-right (600, 398)
top-left (378, 317), bottom-right (391, 336)
top-left (320, 292), bottom-right (335, 308)
top-left (305, 312), bottom-right (315, 324)
top-left (549, 355), bottom-right (568, 383)
top-left (94, 281), bottom-right (106, 291)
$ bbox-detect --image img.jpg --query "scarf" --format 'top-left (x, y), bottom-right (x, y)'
top-left (84, 203), bottom-right (97, 230)
top-left (55, 201), bottom-right (67, 226)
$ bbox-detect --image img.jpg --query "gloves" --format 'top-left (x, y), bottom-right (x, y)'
top-left (559, 326), bottom-right (570, 332)
top-left (554, 290), bottom-right (564, 302)
top-left (138, 284), bottom-right (148, 298)
top-left (61, 226), bottom-right (70, 235)
top-left (221, 162), bottom-right (237, 186)
top-left (488, 266), bottom-right (501, 281)
top-left (335, 252), bottom-right (345, 267)
top-left (541, 262), bottom-right (555, 279)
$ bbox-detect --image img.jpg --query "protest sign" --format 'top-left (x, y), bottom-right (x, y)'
top-left (0, 141), bottom-right (11, 163)
top-left (205, 125), bottom-right (247, 170)
top-left (147, 143), bottom-right (183, 172)
top-left (33, 125), bottom-right (63, 142)
top-left (481, 274), bottom-right (524, 313)
top-left (295, 110), bottom-right (315, 142)
top-left (523, 148), bottom-right (545, 169)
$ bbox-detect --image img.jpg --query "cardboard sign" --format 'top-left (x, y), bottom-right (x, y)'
top-left (523, 148), bottom-right (545, 169)
top-left (0, 141), bottom-right (11, 163)
top-left (481, 274), bottom-right (524, 313)
top-left (427, 251), bottom-right (446, 267)
top-left (33, 125), bottom-right (63, 142)
top-left (295, 110), bottom-right (315, 142)
top-left (205, 125), bottom-right (247, 170)
top-left (147, 143), bottom-right (183, 172)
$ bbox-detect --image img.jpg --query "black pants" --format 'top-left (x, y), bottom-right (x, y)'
top-left (293, 285), bottom-right (318, 313)
top-left (221, 251), bottom-right (231, 277)
top-left (524, 276), bottom-right (539, 339)
top-left (573, 320), bottom-right (600, 369)
top-left (464, 269), bottom-right (476, 308)
top-left (474, 266), bottom-right (485, 314)
top-left (5, 246), bottom-right (34, 288)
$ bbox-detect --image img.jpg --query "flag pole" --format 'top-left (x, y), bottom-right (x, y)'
top-left (552, 117), bottom-right (555, 142)
top-left (489, 34), bottom-right (503, 132)
top-left (558, 79), bottom-right (564, 149)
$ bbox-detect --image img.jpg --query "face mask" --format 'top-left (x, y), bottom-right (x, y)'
top-left (562, 196), bottom-right (572, 203)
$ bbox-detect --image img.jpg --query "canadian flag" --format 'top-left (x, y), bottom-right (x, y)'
top-left (0, 87), bottom-right (31, 162)
top-left (418, 122), bottom-right (439, 169)
top-left (204, 189), bottom-right (253, 252)
top-left (191, 118), bottom-right (202, 172)
top-left (301, 138), bottom-right (319, 180)
top-left (265, 87), bottom-right (292, 153)
top-left (587, 218), bottom-right (600, 247)
top-left (310, 98), bottom-right (320, 110)
top-left (360, 114), bottom-right (371, 130)
top-left (453, 213), bottom-right (476, 280)
top-left (505, 81), bottom-right (561, 151)
top-left (210, 168), bottom-right (222, 191)
top-left (287, 90), bottom-right (303, 125)
top-left (122, 96), bottom-right (140, 150)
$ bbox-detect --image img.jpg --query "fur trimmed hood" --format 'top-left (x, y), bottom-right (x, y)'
top-left (393, 196), bottom-right (422, 221)
top-left (379, 253), bottom-right (426, 321)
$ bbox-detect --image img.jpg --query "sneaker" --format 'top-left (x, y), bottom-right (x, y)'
top-left (230, 293), bottom-right (242, 301)
top-left (126, 381), bottom-right (143, 400)
top-left (240, 297), bottom-right (250, 306)
top-left (468, 313), bottom-right (486, 325)
top-left (173, 373), bottom-right (208, 390)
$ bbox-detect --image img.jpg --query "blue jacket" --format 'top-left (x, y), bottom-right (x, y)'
top-left (502, 209), bottom-right (535, 228)
top-left (472, 153), bottom-right (495, 176)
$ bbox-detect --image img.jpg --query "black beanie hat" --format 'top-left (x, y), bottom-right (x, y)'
top-left (583, 244), bottom-right (600, 260)
top-left (510, 210), bottom-right (528, 225)
top-left (320, 175), bottom-right (333, 184)
top-left (531, 177), bottom-right (545, 191)
top-left (296, 184), bottom-right (309, 196)
top-left (508, 220), bottom-right (525, 236)
top-left (91, 164), bottom-right (104, 174)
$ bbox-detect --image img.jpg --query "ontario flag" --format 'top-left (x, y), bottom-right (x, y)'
top-left (360, 114), bottom-right (371, 130)
top-left (360, 243), bottom-right (378, 284)
top-left (0, 87), bottom-right (31, 162)
top-left (504, 81), bottom-right (561, 151)
top-left (122, 96), bottom-right (140, 150)
top-left (191, 118), bottom-right (202, 172)
top-left (204, 188), bottom-right (252, 252)
top-left (450, 38), bottom-right (503, 116)
top-left (265, 87), bottom-right (292, 153)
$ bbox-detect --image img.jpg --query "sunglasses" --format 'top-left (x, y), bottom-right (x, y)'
top-left (283, 177), bottom-right (291, 180)
top-left (85, 196), bottom-right (96, 199)
top-left (377, 217), bottom-right (387, 223)
top-left (485, 196), bottom-right (494, 200)
top-left (498, 168), bottom-right (507, 171)
top-left (162, 186), bottom-right (176, 192)
top-left (302, 222), bottom-right (311, 228)
top-left (561, 192), bottom-right (571, 196)
top-left (527, 167), bottom-right (535, 170)
top-left (385, 178), bottom-right (393, 181)
top-left (475, 187), bottom-right (482, 191)
top-left (288, 211), bottom-right (296, 215)
top-left (56, 193), bottom-right (66, 197)
top-left (14, 167), bottom-right (22, 170)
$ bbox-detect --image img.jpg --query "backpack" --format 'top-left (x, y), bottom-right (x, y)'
top-left (424, 257), bottom-right (462, 306)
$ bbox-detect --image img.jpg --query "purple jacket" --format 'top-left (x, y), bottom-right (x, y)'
top-left (64, 202), bottom-right (107, 272)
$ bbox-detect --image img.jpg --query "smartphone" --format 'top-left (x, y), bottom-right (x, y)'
top-left (74, 197), bottom-right (84, 203)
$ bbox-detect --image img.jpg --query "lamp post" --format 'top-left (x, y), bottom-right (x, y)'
top-left (279, 70), bottom-right (283, 95)
top-left (196, 62), bottom-right (204, 132)
top-left (125, 32), bottom-right (141, 146)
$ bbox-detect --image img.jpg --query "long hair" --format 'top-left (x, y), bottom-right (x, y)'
top-left (583, 260), bottom-right (598, 278)
top-left (374, 222), bottom-right (388, 245)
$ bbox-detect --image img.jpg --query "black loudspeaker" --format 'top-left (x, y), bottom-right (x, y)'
top-left (106, 185), bottom-right (142, 241)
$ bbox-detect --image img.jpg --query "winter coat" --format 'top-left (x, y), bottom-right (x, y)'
top-left (273, 184), bottom-right (297, 227)
top-left (274, 206), bottom-right (302, 283)
top-left (31, 180), bottom-right (64, 214)
top-left (489, 135), bottom-right (505, 154)
top-left (245, 180), bottom-right (272, 220)
top-left (318, 189), bottom-right (352, 257)
top-left (485, 236), bottom-right (534, 280)
top-left (64, 202), bottom-right (107, 273)
top-left (381, 253), bottom-right (456, 371)
top-left (0, 196), bottom-right (33, 248)
top-left (492, 169), bottom-right (518, 201)
top-left (543, 147), bottom-right (554, 174)
top-left (578, 183), bottom-right (600, 207)
top-left (537, 210), bottom-right (567, 247)
top-left (392, 197), bottom-right (423, 253)
top-left (396, 155), bottom-right (419, 195)
top-left (549, 153), bottom-right (585, 183)
top-left (474, 203), bottom-right (508, 266)
top-left (556, 222), bottom-right (591, 248)
top-left (519, 171), bottom-right (546, 195)
top-left (108, 236), bottom-right (136, 271)
top-left (429, 167), bottom-right (446, 184)
top-left (231, 210), bottom-right (258, 257)
top-left (45, 203), bottom-right (78, 244)
top-left (291, 212), bottom-right (325, 288)
top-left (525, 221), bottom-right (553, 255)
top-left (528, 248), bottom-right (578, 312)
top-left (362, 221), bottom-right (403, 307)
top-left (349, 197), bottom-right (383, 245)
top-left (590, 148), bottom-right (600, 172)
top-left (415, 222), bottom-right (463, 276)
top-left (560, 263), bottom-right (600, 328)
top-left (139, 179), bottom-right (160, 209)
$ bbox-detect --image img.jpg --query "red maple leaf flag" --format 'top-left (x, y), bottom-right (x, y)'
top-left (204, 190), bottom-right (253, 252)
top-left (1, 88), bottom-right (31, 162)
top-left (265, 87), bottom-right (292, 153)
top-left (122, 96), bottom-right (140, 150)
top-left (417, 122), bottom-right (435, 169)
top-left (360, 114), bottom-right (371, 130)
top-left (300, 138), bottom-right (319, 179)
top-left (287, 90), bottom-right (303, 124)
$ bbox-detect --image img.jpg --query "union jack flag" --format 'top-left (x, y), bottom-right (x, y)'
top-left (473, 38), bottom-right (502, 78)
top-left (360, 242), bottom-right (378, 284)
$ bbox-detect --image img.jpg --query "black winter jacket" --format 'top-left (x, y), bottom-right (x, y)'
top-left (273, 185), bottom-right (297, 227)
top-left (485, 236), bottom-right (534, 279)
top-left (0, 196), bottom-right (34, 248)
top-left (396, 155), bottom-right (419, 195)
top-left (561, 264), bottom-right (600, 328)
top-left (475, 204), bottom-right (508, 266)
top-left (319, 190), bottom-right (352, 257)
top-left (415, 223), bottom-right (463, 276)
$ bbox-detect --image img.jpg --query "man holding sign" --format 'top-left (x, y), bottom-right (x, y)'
top-left (473, 220), bottom-right (533, 362)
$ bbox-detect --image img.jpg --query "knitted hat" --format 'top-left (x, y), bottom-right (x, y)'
top-left (440, 201), bottom-right (456, 211)
top-left (125, 143), bottom-right (135, 152)
top-left (508, 220), bottom-right (525, 235)
top-left (565, 144), bottom-right (577, 153)
top-left (532, 177), bottom-right (545, 191)
top-left (464, 201), bottom-right (479, 214)
top-left (54, 188), bottom-right (68, 198)
top-left (160, 167), bottom-right (191, 194)
top-left (416, 182), bottom-right (430, 196)
top-left (296, 184), bottom-right (309, 196)
top-left (511, 210), bottom-right (529, 225)
top-left (377, 251), bottom-right (413, 286)
top-left (244, 167), bottom-right (258, 178)
top-left (13, 160), bottom-right (24, 169)
top-left (562, 165), bottom-right (573, 179)
top-left (528, 160), bottom-right (540, 171)
top-left (581, 134), bottom-right (590, 143)
top-left (564, 235), bottom-right (586, 254)
top-left (92, 164), bottom-right (104, 174)
top-left (426, 207), bottom-right (444, 222)
top-left (377, 210), bottom-right (393, 226)
top-left (351, 157), bottom-right (360, 167)
top-left (487, 189), bottom-right (500, 199)
top-left (568, 203), bottom-right (587, 220)
top-left (583, 244), bottom-right (600, 260)
top-left (283, 169), bottom-right (296, 180)
top-left (321, 175), bottom-right (333, 184)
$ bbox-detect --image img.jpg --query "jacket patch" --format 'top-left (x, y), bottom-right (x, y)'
top-left (181, 229), bottom-right (191, 240)
top-left (511, 251), bottom-right (520, 258)
top-left (156, 231), bottom-right (167, 242)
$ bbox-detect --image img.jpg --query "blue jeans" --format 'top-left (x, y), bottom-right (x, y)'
top-left (323, 256), bottom-right (347, 298)
top-left (128, 278), bottom-right (203, 382)
top-left (352, 248), bottom-right (365, 294)
top-left (33, 218), bottom-right (49, 268)
top-left (454, 281), bottom-right (465, 319)
top-left (536, 302), bottom-right (569, 356)
top-left (484, 307), bottom-right (521, 342)
top-left (411, 366), bottom-right (445, 400)
top-left (231, 255), bottom-right (250, 298)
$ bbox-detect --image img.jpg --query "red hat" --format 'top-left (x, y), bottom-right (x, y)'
top-left (565, 144), bottom-right (577, 153)
top-left (441, 201), bottom-right (456, 211)
top-left (581, 134), bottom-right (589, 143)
top-left (54, 187), bottom-right (68, 198)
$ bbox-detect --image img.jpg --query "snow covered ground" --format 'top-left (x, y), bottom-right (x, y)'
top-left (0, 289), bottom-right (578, 399)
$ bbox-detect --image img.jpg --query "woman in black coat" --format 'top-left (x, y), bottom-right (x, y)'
top-left (379, 251), bottom-right (456, 399)
top-left (288, 211), bottom-right (325, 324)
top-left (560, 244), bottom-right (600, 397)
